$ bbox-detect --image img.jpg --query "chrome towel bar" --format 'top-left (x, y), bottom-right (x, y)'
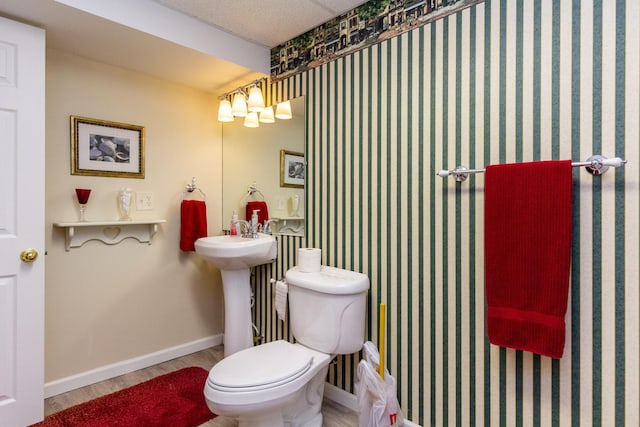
top-left (437, 155), bottom-right (628, 182)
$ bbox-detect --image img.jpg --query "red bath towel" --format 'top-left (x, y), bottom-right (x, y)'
top-left (484, 160), bottom-right (572, 358)
top-left (246, 201), bottom-right (269, 226)
top-left (180, 200), bottom-right (207, 251)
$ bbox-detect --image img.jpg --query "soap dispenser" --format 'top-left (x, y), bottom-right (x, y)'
top-left (230, 211), bottom-right (239, 236)
top-left (251, 209), bottom-right (260, 228)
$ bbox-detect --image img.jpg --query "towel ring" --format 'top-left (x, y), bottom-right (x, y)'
top-left (246, 182), bottom-right (265, 201)
top-left (183, 177), bottom-right (206, 200)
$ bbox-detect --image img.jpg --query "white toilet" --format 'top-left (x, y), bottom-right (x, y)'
top-left (204, 265), bottom-right (370, 427)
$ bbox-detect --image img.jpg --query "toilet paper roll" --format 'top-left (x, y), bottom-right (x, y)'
top-left (275, 280), bottom-right (288, 321)
top-left (298, 248), bottom-right (322, 273)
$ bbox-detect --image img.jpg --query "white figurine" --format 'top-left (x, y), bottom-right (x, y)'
top-left (118, 187), bottom-right (132, 220)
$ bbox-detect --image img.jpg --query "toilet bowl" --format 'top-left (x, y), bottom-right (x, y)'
top-left (204, 341), bottom-right (331, 426)
top-left (203, 265), bottom-right (370, 427)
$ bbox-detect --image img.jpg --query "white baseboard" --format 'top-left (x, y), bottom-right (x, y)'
top-left (323, 383), bottom-right (421, 427)
top-left (324, 382), bottom-right (358, 411)
top-left (44, 334), bottom-right (222, 398)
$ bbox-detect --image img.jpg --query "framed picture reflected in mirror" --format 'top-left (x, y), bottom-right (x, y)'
top-left (280, 150), bottom-right (304, 188)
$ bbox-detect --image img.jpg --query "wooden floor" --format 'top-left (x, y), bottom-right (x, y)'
top-left (44, 345), bottom-right (358, 426)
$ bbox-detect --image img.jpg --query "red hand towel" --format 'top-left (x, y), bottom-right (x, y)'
top-left (246, 201), bottom-right (269, 226)
top-left (180, 200), bottom-right (207, 251)
top-left (484, 160), bottom-right (572, 358)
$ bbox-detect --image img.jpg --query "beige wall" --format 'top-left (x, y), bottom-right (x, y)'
top-left (44, 49), bottom-right (224, 382)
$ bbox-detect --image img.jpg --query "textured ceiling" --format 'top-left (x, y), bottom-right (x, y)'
top-left (155, 0), bottom-right (368, 47)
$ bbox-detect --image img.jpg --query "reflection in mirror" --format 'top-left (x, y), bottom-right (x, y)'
top-left (222, 96), bottom-right (305, 236)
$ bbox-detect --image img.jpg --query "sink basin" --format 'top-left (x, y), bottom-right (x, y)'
top-left (195, 233), bottom-right (277, 357)
top-left (195, 233), bottom-right (276, 270)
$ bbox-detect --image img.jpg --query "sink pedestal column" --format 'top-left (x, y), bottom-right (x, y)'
top-left (220, 269), bottom-right (254, 357)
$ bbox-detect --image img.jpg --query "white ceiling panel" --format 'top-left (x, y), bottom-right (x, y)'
top-left (155, 0), bottom-right (368, 47)
top-left (0, 0), bottom-right (368, 93)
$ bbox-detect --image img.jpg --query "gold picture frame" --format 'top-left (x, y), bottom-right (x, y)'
top-left (280, 150), bottom-right (304, 188)
top-left (71, 115), bottom-right (145, 178)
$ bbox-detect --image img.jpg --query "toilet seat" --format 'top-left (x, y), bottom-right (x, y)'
top-left (207, 341), bottom-right (313, 392)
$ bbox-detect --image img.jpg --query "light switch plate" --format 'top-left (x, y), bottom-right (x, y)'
top-left (136, 192), bottom-right (153, 211)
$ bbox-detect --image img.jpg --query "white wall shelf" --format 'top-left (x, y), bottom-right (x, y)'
top-left (271, 217), bottom-right (304, 236)
top-left (54, 220), bottom-right (166, 251)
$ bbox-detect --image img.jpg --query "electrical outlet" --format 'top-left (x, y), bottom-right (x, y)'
top-left (136, 192), bottom-right (153, 211)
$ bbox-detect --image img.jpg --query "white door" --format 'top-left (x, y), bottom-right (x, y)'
top-left (0, 16), bottom-right (45, 427)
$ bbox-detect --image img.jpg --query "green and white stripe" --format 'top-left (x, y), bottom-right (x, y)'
top-left (257, 0), bottom-right (639, 424)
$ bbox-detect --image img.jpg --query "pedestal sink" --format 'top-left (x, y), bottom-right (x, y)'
top-left (195, 234), bottom-right (276, 357)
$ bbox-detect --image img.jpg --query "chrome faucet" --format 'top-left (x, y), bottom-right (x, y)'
top-left (237, 219), bottom-right (262, 238)
top-left (263, 219), bottom-right (277, 235)
top-left (251, 221), bottom-right (262, 238)
top-left (236, 220), bottom-right (250, 237)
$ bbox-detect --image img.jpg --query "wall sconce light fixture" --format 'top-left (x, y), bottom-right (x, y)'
top-left (217, 77), bottom-right (292, 128)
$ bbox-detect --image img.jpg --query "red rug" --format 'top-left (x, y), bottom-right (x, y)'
top-left (31, 367), bottom-right (216, 427)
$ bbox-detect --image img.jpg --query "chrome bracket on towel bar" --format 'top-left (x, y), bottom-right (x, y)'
top-left (437, 155), bottom-right (628, 182)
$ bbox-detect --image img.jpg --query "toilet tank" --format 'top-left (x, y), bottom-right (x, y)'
top-left (285, 266), bottom-right (370, 354)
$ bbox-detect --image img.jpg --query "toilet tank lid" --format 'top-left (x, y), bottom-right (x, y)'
top-left (286, 266), bottom-right (370, 294)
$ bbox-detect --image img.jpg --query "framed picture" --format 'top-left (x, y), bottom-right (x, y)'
top-left (280, 150), bottom-right (304, 188)
top-left (71, 116), bottom-right (145, 178)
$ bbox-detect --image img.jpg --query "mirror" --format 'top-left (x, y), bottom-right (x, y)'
top-left (222, 96), bottom-right (305, 236)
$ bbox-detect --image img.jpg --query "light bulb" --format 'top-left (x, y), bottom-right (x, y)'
top-left (259, 106), bottom-right (275, 123)
top-left (275, 100), bottom-right (292, 119)
top-left (231, 92), bottom-right (247, 117)
top-left (217, 99), bottom-right (234, 122)
top-left (247, 85), bottom-right (265, 112)
top-left (243, 111), bottom-right (259, 128)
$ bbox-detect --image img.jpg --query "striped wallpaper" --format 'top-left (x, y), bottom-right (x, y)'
top-left (255, 0), bottom-right (639, 425)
